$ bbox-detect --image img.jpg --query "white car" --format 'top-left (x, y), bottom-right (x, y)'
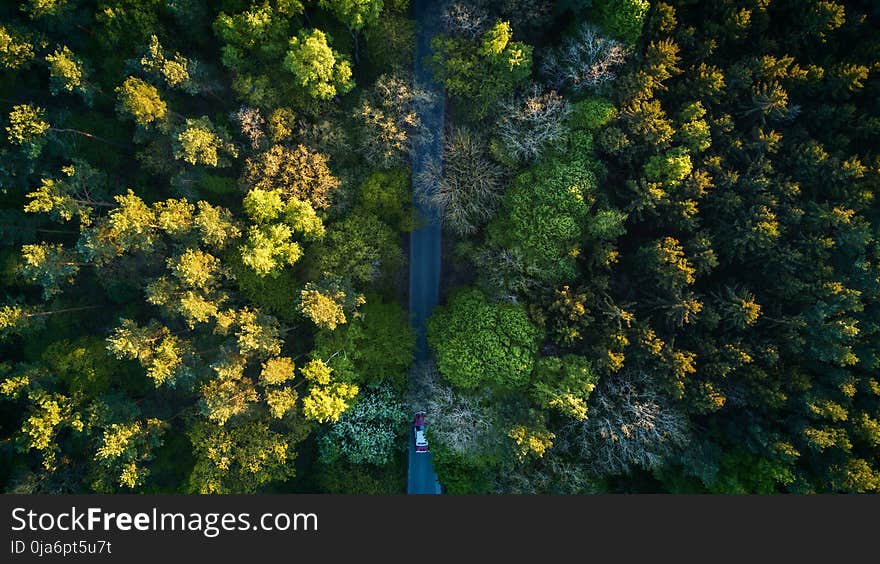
top-left (414, 412), bottom-right (428, 453)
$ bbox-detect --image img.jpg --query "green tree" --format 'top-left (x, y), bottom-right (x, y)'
top-left (115, 77), bottom-right (168, 128)
top-left (7, 104), bottom-right (126, 160)
top-left (569, 97), bottom-right (618, 132)
top-left (427, 288), bottom-right (543, 390)
top-left (0, 25), bottom-right (35, 69)
top-left (300, 359), bottom-right (359, 423)
top-left (139, 34), bottom-right (202, 94)
top-left (77, 190), bottom-right (160, 265)
top-left (299, 285), bottom-right (349, 330)
top-left (363, 7), bottom-right (414, 70)
top-left (239, 224), bottom-right (303, 276)
top-left (314, 212), bottom-right (401, 285)
top-left (229, 307), bottom-right (283, 359)
top-left (187, 419), bottom-right (302, 493)
top-left (1, 303), bottom-right (102, 341)
top-left (641, 236), bottom-right (697, 290)
top-left (487, 136), bottom-right (599, 285)
top-left (45, 46), bottom-right (93, 103)
top-left (593, 0), bottom-right (650, 44)
top-left (173, 117), bottom-right (238, 167)
top-left (509, 422), bottom-right (555, 463)
top-left (106, 319), bottom-right (188, 386)
top-left (313, 298), bottom-right (414, 387)
top-left (676, 102), bottom-right (711, 152)
top-left (319, 0), bottom-right (384, 31)
top-left (194, 201), bottom-right (242, 249)
top-left (284, 199), bottom-right (326, 240)
top-left (6, 386), bottom-right (83, 471)
top-left (620, 98), bottom-right (674, 147)
top-left (94, 0), bottom-right (169, 49)
top-left (145, 248), bottom-right (228, 328)
top-left (282, 29), bottom-right (354, 101)
top-left (430, 20), bottom-right (533, 119)
top-left (358, 169), bottom-right (415, 231)
top-left (19, 242), bottom-right (83, 300)
top-left (644, 147), bottom-right (693, 185)
top-left (531, 355), bottom-right (599, 420)
top-left (95, 418), bottom-right (168, 489)
top-left (199, 352), bottom-right (257, 425)
top-left (213, 1), bottom-right (300, 72)
top-left (318, 384), bottom-right (407, 465)
top-left (6, 104), bottom-right (50, 155)
top-left (243, 188), bottom-right (284, 224)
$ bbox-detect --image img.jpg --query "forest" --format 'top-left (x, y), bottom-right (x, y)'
top-left (0, 0), bottom-right (878, 494)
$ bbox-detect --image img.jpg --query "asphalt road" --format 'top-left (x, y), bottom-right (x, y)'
top-left (407, 432), bottom-right (442, 494)
top-left (407, 0), bottom-right (444, 495)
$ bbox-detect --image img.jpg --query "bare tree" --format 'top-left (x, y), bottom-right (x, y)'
top-left (352, 73), bottom-right (437, 169)
top-left (443, 0), bottom-right (553, 37)
top-left (493, 456), bottom-right (597, 494)
top-left (559, 371), bottom-right (691, 476)
top-left (406, 359), bottom-right (437, 411)
top-left (408, 360), bottom-right (495, 456)
top-left (541, 23), bottom-right (630, 93)
top-left (474, 246), bottom-right (542, 302)
top-left (297, 115), bottom-right (351, 158)
top-left (231, 106), bottom-right (266, 151)
top-left (483, 0), bottom-right (553, 35)
top-left (441, 1), bottom-right (490, 38)
top-left (493, 84), bottom-right (571, 164)
top-left (416, 126), bottom-right (504, 236)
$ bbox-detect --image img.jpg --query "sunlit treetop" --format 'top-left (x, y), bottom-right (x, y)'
top-left (0, 25), bottom-right (35, 69)
top-left (319, 0), bottom-right (384, 31)
top-left (115, 77), bottom-right (168, 128)
top-left (283, 29), bottom-right (354, 100)
top-left (6, 103), bottom-right (49, 146)
top-left (173, 117), bottom-right (239, 167)
top-left (45, 46), bottom-right (84, 93)
top-left (22, 0), bottom-right (69, 19)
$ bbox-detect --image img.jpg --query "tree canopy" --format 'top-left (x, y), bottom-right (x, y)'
top-left (1, 0), bottom-right (878, 496)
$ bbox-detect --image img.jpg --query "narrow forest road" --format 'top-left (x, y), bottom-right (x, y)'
top-left (407, 0), bottom-right (443, 495)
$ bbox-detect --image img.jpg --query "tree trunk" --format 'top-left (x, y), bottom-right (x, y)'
top-left (50, 128), bottom-right (129, 149)
top-left (352, 31), bottom-right (361, 64)
top-left (27, 305), bottom-right (103, 318)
